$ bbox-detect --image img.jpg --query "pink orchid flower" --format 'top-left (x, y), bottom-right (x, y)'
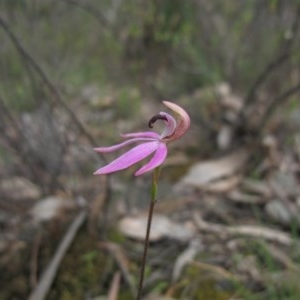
top-left (94, 101), bottom-right (190, 176)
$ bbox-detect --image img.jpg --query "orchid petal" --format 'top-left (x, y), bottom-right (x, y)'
top-left (135, 142), bottom-right (167, 176)
top-left (121, 132), bottom-right (160, 139)
top-left (94, 137), bottom-right (155, 153)
top-left (94, 141), bottom-right (158, 175)
top-left (162, 101), bottom-right (190, 141)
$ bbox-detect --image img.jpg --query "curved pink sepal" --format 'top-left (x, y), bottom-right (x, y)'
top-left (121, 131), bottom-right (160, 139)
top-left (162, 101), bottom-right (190, 141)
top-left (94, 137), bottom-right (154, 153)
top-left (94, 141), bottom-right (158, 175)
top-left (135, 143), bottom-right (167, 176)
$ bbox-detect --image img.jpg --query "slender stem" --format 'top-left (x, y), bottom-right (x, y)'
top-left (136, 167), bottom-right (160, 300)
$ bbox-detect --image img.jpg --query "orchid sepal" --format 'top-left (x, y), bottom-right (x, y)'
top-left (162, 101), bottom-right (190, 142)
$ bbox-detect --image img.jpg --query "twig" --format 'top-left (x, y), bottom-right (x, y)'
top-left (259, 82), bottom-right (300, 130)
top-left (99, 242), bottom-right (136, 298)
top-left (0, 95), bottom-right (39, 180)
top-left (108, 271), bottom-right (121, 300)
top-left (191, 261), bottom-right (236, 281)
top-left (30, 231), bottom-right (42, 290)
top-left (243, 2), bottom-right (300, 111)
top-left (243, 53), bottom-right (290, 109)
top-left (88, 191), bottom-right (106, 236)
top-left (28, 210), bottom-right (87, 300)
top-left (0, 15), bottom-right (101, 154)
top-left (264, 243), bottom-right (299, 271)
top-left (61, 0), bottom-right (110, 32)
top-left (193, 213), bottom-right (298, 247)
top-left (0, 15), bottom-right (111, 209)
top-left (172, 240), bottom-right (202, 282)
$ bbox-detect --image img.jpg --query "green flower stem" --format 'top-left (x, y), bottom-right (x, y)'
top-left (136, 167), bottom-right (160, 300)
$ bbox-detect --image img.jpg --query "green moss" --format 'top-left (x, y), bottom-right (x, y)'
top-left (47, 230), bottom-right (114, 300)
top-left (106, 227), bottom-right (126, 244)
top-left (172, 264), bottom-right (235, 300)
top-left (152, 280), bottom-right (169, 294)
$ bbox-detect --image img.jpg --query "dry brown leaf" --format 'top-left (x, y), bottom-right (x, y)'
top-left (228, 190), bottom-right (267, 204)
top-left (30, 196), bottom-right (75, 222)
top-left (119, 215), bottom-right (196, 242)
top-left (172, 240), bottom-right (203, 282)
top-left (241, 178), bottom-right (272, 197)
top-left (203, 175), bottom-right (241, 193)
top-left (181, 148), bottom-right (249, 188)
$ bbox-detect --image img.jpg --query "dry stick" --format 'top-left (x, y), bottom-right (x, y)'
top-left (30, 231), bottom-right (42, 290)
top-left (99, 242), bottom-right (137, 298)
top-left (108, 271), bottom-right (121, 300)
top-left (193, 213), bottom-right (298, 247)
top-left (28, 211), bottom-right (87, 300)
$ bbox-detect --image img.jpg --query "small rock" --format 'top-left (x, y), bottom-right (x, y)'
top-left (217, 125), bottom-right (234, 150)
top-left (0, 177), bottom-right (41, 201)
top-left (265, 199), bottom-right (300, 226)
top-left (269, 171), bottom-right (300, 198)
top-left (30, 196), bottom-right (74, 222)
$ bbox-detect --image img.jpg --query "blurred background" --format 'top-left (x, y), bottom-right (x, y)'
top-left (1, 1), bottom-right (300, 299)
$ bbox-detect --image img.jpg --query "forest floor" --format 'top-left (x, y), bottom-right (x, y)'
top-left (1, 82), bottom-right (300, 300)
